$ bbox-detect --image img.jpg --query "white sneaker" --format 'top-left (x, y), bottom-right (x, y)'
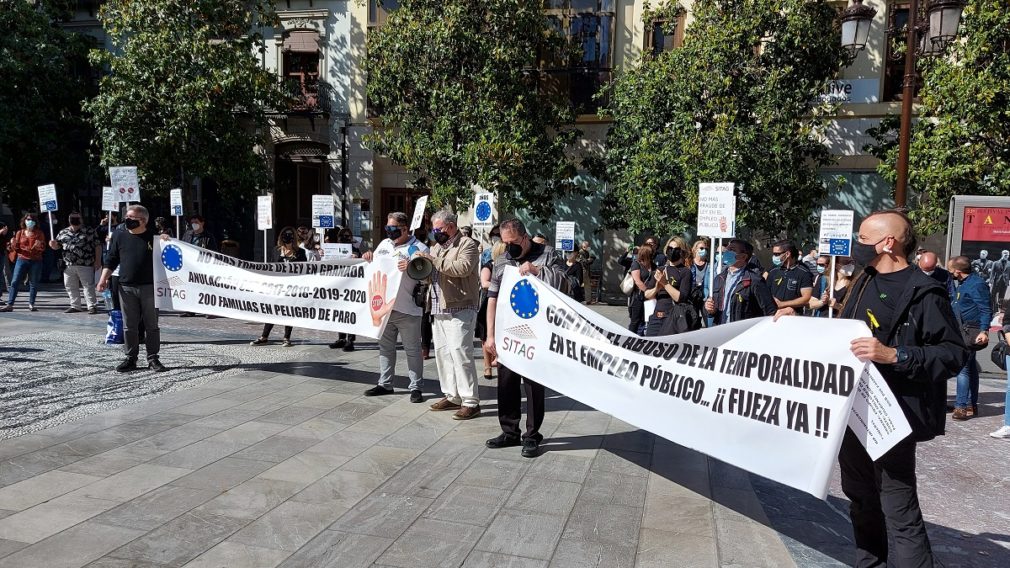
top-left (990, 425), bottom-right (1010, 439)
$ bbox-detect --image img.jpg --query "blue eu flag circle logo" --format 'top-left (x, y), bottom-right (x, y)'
top-left (510, 280), bottom-right (539, 319)
top-left (161, 244), bottom-right (184, 272)
top-left (476, 201), bottom-right (492, 222)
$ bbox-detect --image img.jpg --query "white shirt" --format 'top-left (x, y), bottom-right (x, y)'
top-left (372, 236), bottom-right (429, 316)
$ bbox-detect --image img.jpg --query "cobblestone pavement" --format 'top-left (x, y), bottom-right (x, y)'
top-left (0, 286), bottom-right (1005, 567)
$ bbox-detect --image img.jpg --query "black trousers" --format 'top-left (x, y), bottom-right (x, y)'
top-left (839, 429), bottom-right (934, 568)
top-left (120, 284), bottom-right (160, 361)
top-left (628, 294), bottom-right (645, 334)
top-left (497, 364), bottom-right (545, 442)
top-left (262, 324), bottom-right (292, 340)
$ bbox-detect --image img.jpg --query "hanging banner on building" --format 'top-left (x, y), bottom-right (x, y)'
top-left (154, 239), bottom-right (402, 339)
top-left (697, 183), bottom-right (736, 238)
top-left (109, 167), bottom-right (140, 203)
top-left (312, 195), bottom-right (334, 229)
top-left (494, 268), bottom-right (910, 498)
top-left (473, 192), bottom-right (494, 230)
top-left (101, 187), bottom-right (117, 212)
top-left (410, 196), bottom-right (429, 231)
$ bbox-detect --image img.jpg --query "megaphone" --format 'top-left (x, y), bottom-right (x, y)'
top-left (406, 256), bottom-right (433, 280)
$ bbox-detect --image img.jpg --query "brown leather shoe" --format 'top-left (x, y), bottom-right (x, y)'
top-left (952, 407), bottom-right (969, 421)
top-left (452, 406), bottom-right (481, 420)
top-left (429, 398), bottom-right (461, 412)
top-left (967, 405), bottom-right (979, 418)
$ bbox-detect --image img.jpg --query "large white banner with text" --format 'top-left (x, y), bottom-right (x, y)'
top-left (153, 239), bottom-right (402, 339)
top-left (494, 268), bottom-right (910, 499)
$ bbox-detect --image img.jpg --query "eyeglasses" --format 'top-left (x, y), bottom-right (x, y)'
top-left (771, 251), bottom-right (785, 257)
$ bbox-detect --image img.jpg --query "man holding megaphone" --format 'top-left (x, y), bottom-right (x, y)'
top-left (361, 212), bottom-right (429, 403)
top-left (410, 209), bottom-right (482, 420)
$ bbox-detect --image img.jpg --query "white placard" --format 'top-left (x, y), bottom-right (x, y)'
top-left (169, 189), bottom-right (183, 217)
top-left (109, 166), bottom-right (140, 203)
top-left (410, 196), bottom-right (429, 231)
top-left (154, 239), bottom-right (401, 339)
top-left (555, 221), bottom-right (576, 252)
top-left (473, 192), bottom-right (494, 229)
top-left (38, 184), bottom-right (58, 212)
top-left (818, 210), bottom-right (855, 257)
top-left (322, 243), bottom-right (353, 260)
top-left (697, 183), bottom-right (736, 238)
top-left (494, 267), bottom-right (911, 499)
top-left (257, 195), bottom-right (273, 231)
top-left (101, 187), bottom-right (117, 212)
top-left (312, 194), bottom-right (334, 229)
top-left (847, 366), bottom-right (913, 460)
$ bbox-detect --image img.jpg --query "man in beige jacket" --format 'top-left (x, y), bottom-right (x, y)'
top-left (413, 209), bottom-right (482, 420)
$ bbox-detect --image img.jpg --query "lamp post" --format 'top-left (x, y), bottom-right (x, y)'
top-left (841, 0), bottom-right (965, 208)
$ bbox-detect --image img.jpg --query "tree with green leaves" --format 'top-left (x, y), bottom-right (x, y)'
top-left (866, 0), bottom-right (1010, 235)
top-left (365, 0), bottom-right (581, 219)
top-left (601, 0), bottom-right (849, 237)
top-left (0, 0), bottom-right (94, 211)
top-left (85, 0), bottom-right (286, 206)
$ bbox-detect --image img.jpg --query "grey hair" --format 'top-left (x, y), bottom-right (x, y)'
top-left (386, 211), bottom-right (408, 226)
top-left (127, 204), bottom-right (149, 221)
top-left (500, 218), bottom-right (527, 236)
top-left (431, 208), bottom-right (457, 225)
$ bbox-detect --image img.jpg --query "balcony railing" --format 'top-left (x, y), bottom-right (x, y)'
top-left (276, 79), bottom-right (332, 117)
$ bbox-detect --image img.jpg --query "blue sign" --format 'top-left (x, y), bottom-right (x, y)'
top-left (172, 205), bottom-right (183, 217)
top-left (161, 245), bottom-right (184, 272)
top-left (475, 200), bottom-right (492, 222)
top-left (510, 280), bottom-right (540, 319)
top-left (318, 215), bottom-right (334, 229)
top-left (43, 200), bottom-right (57, 212)
top-left (829, 238), bottom-right (851, 256)
top-left (560, 239), bottom-right (575, 252)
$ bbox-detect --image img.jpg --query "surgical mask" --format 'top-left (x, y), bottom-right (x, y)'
top-left (816, 265), bottom-right (826, 274)
top-left (721, 251), bottom-right (737, 266)
top-left (25, 220), bottom-right (36, 229)
top-left (840, 263), bottom-right (856, 277)
top-left (491, 235), bottom-right (501, 245)
top-left (851, 239), bottom-right (884, 266)
top-left (433, 231), bottom-right (450, 245)
top-left (385, 225), bottom-right (402, 240)
top-left (191, 223), bottom-right (201, 231)
top-left (697, 249), bottom-right (708, 260)
top-left (923, 270), bottom-right (935, 277)
top-left (124, 218), bottom-right (141, 230)
top-left (771, 255), bottom-right (783, 267)
top-left (506, 242), bottom-right (525, 259)
top-left (70, 217), bottom-right (81, 226)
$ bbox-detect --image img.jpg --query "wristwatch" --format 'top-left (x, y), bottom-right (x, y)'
top-left (895, 346), bottom-right (910, 364)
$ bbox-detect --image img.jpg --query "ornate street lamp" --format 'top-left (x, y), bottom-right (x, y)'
top-left (927, 0), bottom-right (966, 52)
top-left (840, 0), bottom-right (877, 54)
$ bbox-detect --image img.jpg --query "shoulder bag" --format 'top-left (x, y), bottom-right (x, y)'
top-left (991, 330), bottom-right (1008, 370)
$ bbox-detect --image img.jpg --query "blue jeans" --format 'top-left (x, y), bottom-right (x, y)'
top-left (7, 258), bottom-right (42, 306)
top-left (1004, 356), bottom-right (1010, 427)
top-left (954, 353), bottom-right (978, 408)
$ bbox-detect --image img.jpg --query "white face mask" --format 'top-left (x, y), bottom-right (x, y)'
top-left (840, 263), bottom-right (856, 277)
top-left (923, 270), bottom-right (935, 276)
top-left (191, 223), bottom-right (201, 232)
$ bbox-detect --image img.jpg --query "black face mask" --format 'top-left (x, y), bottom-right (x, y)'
top-left (506, 243), bottom-right (525, 260)
top-left (665, 247), bottom-right (682, 263)
top-left (433, 231), bottom-right (450, 245)
top-left (385, 226), bottom-right (402, 240)
top-left (281, 233), bottom-right (294, 244)
top-left (852, 239), bottom-right (884, 266)
top-left (69, 217), bottom-right (81, 226)
top-left (124, 218), bottom-right (141, 230)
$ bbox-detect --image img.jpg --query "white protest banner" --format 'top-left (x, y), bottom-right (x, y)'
top-left (257, 195), bottom-right (273, 231)
top-left (410, 196), bottom-right (429, 231)
top-left (38, 184), bottom-right (58, 213)
top-left (697, 183), bottom-right (735, 238)
top-left (494, 268), bottom-right (910, 498)
top-left (818, 209), bottom-right (855, 257)
top-left (473, 192), bottom-right (494, 230)
top-left (322, 243), bottom-right (353, 260)
top-left (555, 221), bottom-right (575, 252)
top-left (154, 239), bottom-right (401, 339)
top-left (312, 195), bottom-right (334, 229)
top-left (101, 187), bottom-right (117, 212)
top-left (109, 166), bottom-right (140, 202)
top-left (169, 189), bottom-right (183, 218)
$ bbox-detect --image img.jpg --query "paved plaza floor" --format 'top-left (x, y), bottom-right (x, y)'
top-left (0, 286), bottom-right (1006, 567)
